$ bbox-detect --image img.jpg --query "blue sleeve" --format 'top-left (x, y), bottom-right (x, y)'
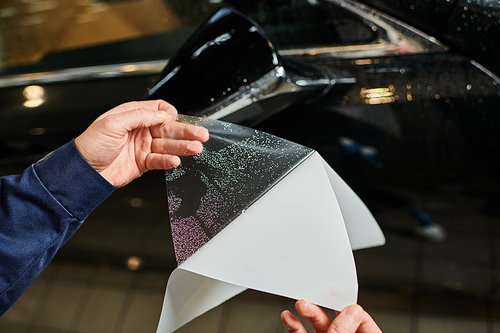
top-left (0, 140), bottom-right (116, 315)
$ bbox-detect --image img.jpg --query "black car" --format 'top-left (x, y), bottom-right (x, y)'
top-left (1, 0), bottom-right (499, 331)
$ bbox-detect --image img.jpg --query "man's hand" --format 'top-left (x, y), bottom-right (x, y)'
top-left (281, 300), bottom-right (382, 333)
top-left (74, 100), bottom-right (209, 187)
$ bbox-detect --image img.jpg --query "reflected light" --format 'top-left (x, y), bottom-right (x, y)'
top-left (280, 43), bottom-right (386, 56)
top-left (23, 85), bottom-right (45, 108)
top-left (123, 65), bottom-right (137, 72)
top-left (129, 197), bottom-right (144, 208)
top-left (355, 59), bottom-right (372, 65)
top-left (29, 127), bottom-right (46, 136)
top-left (360, 85), bottom-right (397, 104)
top-left (126, 256), bottom-right (143, 271)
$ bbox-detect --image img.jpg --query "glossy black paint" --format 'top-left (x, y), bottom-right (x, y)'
top-left (255, 51), bottom-right (500, 221)
top-left (0, 0), bottom-right (498, 305)
top-left (228, 0), bottom-right (378, 49)
top-left (440, 0), bottom-right (500, 76)
top-left (0, 1), bottom-right (497, 237)
top-left (147, 7), bottom-right (278, 115)
top-left (0, 74), bottom-right (156, 166)
top-left (361, 0), bottom-right (500, 76)
top-left (361, 0), bottom-right (457, 36)
top-left (276, 53), bottom-right (500, 173)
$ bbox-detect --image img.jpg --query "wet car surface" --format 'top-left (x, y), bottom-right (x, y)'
top-left (1, 0), bottom-right (500, 332)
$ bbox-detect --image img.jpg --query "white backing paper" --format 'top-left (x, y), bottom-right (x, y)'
top-left (157, 152), bottom-right (384, 333)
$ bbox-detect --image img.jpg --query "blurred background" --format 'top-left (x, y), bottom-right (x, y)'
top-left (1, 0), bottom-right (499, 332)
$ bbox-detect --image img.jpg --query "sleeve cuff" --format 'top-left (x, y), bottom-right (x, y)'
top-left (33, 140), bottom-right (116, 220)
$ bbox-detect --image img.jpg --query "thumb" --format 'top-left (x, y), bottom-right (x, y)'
top-left (329, 305), bottom-right (364, 333)
top-left (107, 108), bottom-right (169, 135)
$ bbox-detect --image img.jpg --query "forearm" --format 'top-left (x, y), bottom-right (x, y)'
top-left (0, 140), bottom-right (115, 315)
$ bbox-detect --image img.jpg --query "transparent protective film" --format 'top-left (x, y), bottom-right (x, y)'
top-left (166, 115), bottom-right (314, 265)
top-left (158, 116), bottom-right (384, 333)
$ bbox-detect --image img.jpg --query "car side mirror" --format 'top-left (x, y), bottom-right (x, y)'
top-left (147, 7), bottom-right (353, 126)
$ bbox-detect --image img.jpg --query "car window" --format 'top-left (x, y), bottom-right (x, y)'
top-left (0, 0), bottom-right (376, 75)
top-left (0, 0), bottom-right (221, 74)
top-left (230, 0), bottom-right (376, 49)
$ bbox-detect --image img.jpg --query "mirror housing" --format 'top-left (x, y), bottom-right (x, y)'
top-left (147, 7), bottom-right (353, 126)
top-left (147, 8), bottom-right (277, 114)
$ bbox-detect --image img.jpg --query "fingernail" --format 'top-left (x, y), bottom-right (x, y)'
top-left (201, 127), bottom-right (209, 139)
top-left (191, 126), bottom-right (201, 137)
top-left (157, 111), bottom-right (168, 120)
top-left (344, 305), bottom-right (363, 321)
top-left (187, 141), bottom-right (203, 153)
top-left (299, 299), bottom-right (311, 308)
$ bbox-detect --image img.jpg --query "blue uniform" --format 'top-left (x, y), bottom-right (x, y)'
top-left (0, 140), bottom-right (115, 315)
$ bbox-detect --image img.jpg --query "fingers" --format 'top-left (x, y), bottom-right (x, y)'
top-left (295, 300), bottom-right (332, 333)
top-left (98, 108), bottom-right (170, 137)
top-left (152, 121), bottom-right (209, 142)
top-left (282, 302), bottom-right (382, 333)
top-left (90, 100), bottom-right (208, 173)
top-left (328, 305), bottom-right (364, 333)
top-left (97, 105), bottom-right (208, 154)
top-left (146, 154), bottom-right (181, 170)
top-left (330, 305), bottom-right (382, 333)
top-left (356, 309), bottom-right (383, 333)
top-left (281, 310), bottom-right (309, 333)
top-left (98, 100), bottom-right (178, 120)
top-left (93, 100), bottom-right (208, 143)
top-left (141, 99), bottom-right (178, 118)
top-left (151, 138), bottom-right (204, 156)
